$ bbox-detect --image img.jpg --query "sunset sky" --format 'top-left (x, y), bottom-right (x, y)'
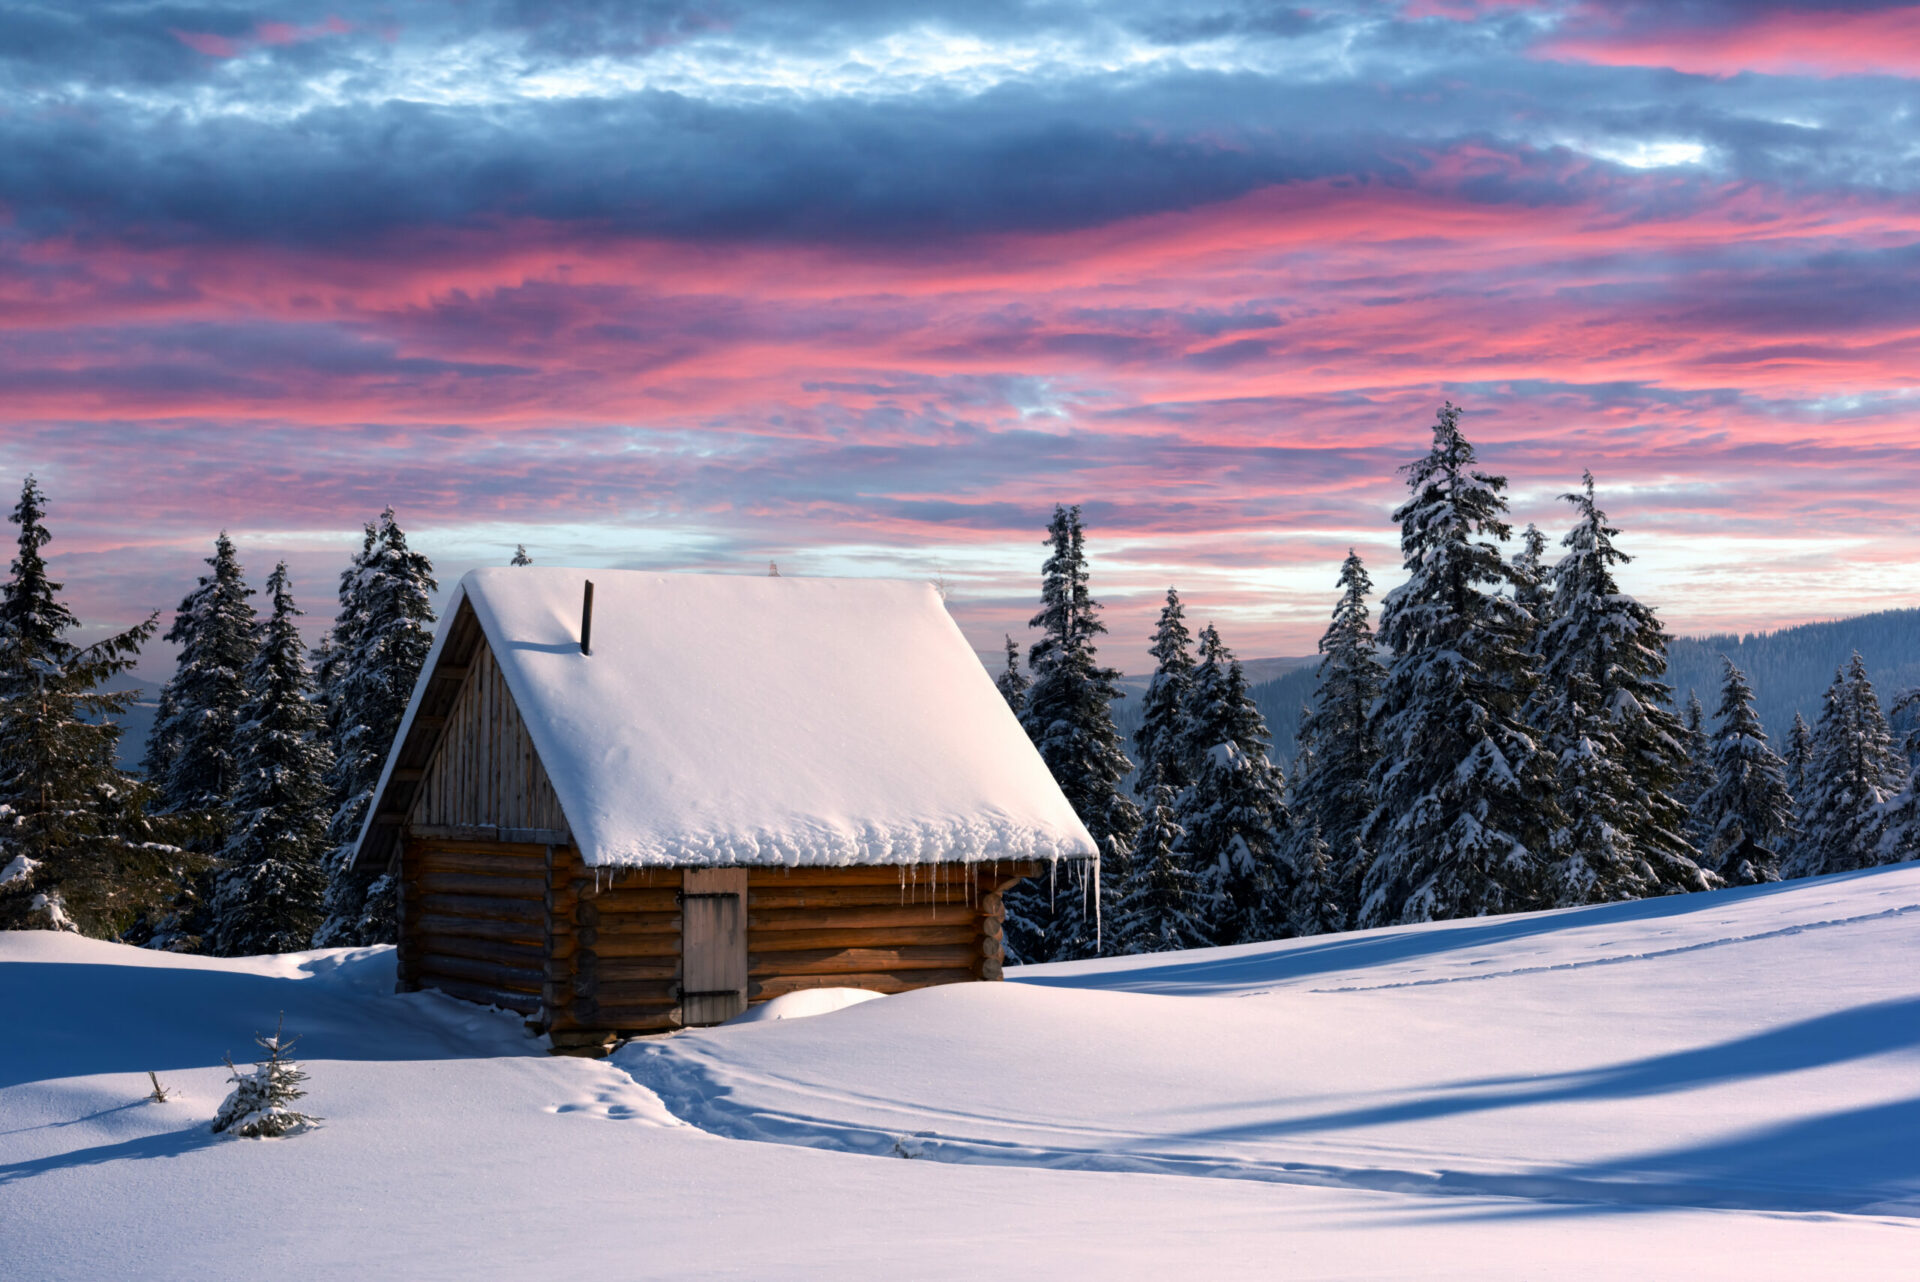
top-left (5, 0), bottom-right (1920, 670)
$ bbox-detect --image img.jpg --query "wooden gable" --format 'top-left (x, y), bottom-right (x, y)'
top-left (406, 634), bottom-right (567, 839)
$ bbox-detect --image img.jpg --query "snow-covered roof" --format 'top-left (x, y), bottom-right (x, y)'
top-left (355, 568), bottom-right (1096, 870)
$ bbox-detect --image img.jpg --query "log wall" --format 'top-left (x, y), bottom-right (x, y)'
top-left (544, 860), bottom-right (1034, 1039)
top-left (403, 849), bottom-right (1038, 1044)
top-left (398, 837), bottom-right (551, 1016)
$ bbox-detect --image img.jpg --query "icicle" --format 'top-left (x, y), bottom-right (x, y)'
top-left (1092, 848), bottom-right (1102, 952)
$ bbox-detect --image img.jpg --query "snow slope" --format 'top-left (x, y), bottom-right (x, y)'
top-left (5, 866), bottom-right (1918, 1279)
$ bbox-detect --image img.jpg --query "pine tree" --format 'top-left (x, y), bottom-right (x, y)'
top-left (1531, 473), bottom-right (1712, 904)
top-left (1511, 522), bottom-right (1552, 641)
top-left (1134, 588), bottom-right (1195, 797)
top-left (313, 510), bottom-right (438, 947)
top-left (1785, 712), bottom-right (1815, 797)
top-left (1006, 505), bottom-right (1139, 962)
top-left (1792, 654), bottom-right (1903, 878)
top-left (1109, 767), bottom-right (1205, 955)
top-left (1689, 658), bottom-right (1792, 884)
top-left (1877, 689), bottom-right (1920, 866)
top-left (1287, 824), bottom-right (1346, 937)
top-left (0, 478), bottom-right (195, 937)
top-left (1288, 550), bottom-right (1385, 920)
top-left (205, 565), bottom-right (335, 956)
top-left (1676, 691), bottom-right (1713, 839)
top-left (510, 545), bottom-right (533, 567)
top-left (212, 1017), bottom-right (319, 1138)
top-left (1174, 624), bottom-right (1290, 944)
top-left (1546, 670), bottom-right (1647, 905)
top-left (1359, 404), bottom-right (1558, 927)
top-left (993, 634), bottom-right (1028, 717)
top-left (143, 533), bottom-right (257, 830)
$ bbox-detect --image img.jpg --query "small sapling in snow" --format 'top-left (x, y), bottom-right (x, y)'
top-left (146, 1071), bottom-right (172, 1103)
top-left (211, 1014), bottom-right (319, 1138)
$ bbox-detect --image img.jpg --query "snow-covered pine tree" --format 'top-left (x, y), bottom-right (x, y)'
top-left (312, 510), bottom-right (438, 947)
top-left (1288, 549), bottom-right (1385, 920)
top-left (1511, 522), bottom-right (1552, 641)
top-left (1134, 588), bottom-right (1195, 797)
top-left (1359, 403), bottom-right (1558, 928)
top-left (1546, 669), bottom-right (1646, 905)
top-left (1676, 690), bottom-right (1713, 842)
top-left (205, 565), bottom-right (335, 956)
top-left (1006, 505), bottom-right (1140, 963)
top-left (1286, 824), bottom-right (1346, 938)
top-left (1792, 654), bottom-right (1903, 878)
top-left (1531, 472), bottom-right (1712, 904)
top-left (510, 545), bottom-right (533, 567)
top-left (212, 1017), bottom-right (318, 1138)
top-left (1691, 658), bottom-right (1792, 884)
top-left (1173, 624), bottom-right (1290, 944)
top-left (1110, 766), bottom-right (1205, 955)
top-left (1784, 712), bottom-right (1814, 801)
top-left (1877, 689), bottom-right (1920, 866)
top-left (0, 478), bottom-right (194, 937)
top-left (994, 634), bottom-right (1029, 717)
top-left (1782, 710), bottom-right (1814, 862)
top-left (143, 532), bottom-right (257, 833)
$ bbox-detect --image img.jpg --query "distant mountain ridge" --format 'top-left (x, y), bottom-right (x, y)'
top-left (1664, 609), bottom-right (1920, 749)
top-left (1112, 608), bottom-right (1920, 769)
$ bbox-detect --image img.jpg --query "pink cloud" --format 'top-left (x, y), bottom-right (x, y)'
top-left (171, 16), bottom-right (352, 60)
top-left (1539, 4), bottom-right (1920, 77)
top-left (170, 29), bottom-right (239, 58)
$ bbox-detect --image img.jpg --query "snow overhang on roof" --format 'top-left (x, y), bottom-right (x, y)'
top-left (352, 568), bottom-right (1098, 872)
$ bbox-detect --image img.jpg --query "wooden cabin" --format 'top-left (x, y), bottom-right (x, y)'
top-left (349, 568), bottom-right (1096, 1053)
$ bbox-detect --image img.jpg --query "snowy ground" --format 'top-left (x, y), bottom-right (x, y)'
top-left (4, 868), bottom-right (1917, 1279)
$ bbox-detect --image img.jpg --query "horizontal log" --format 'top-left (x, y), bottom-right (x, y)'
top-left (579, 890), bottom-right (684, 916)
top-left (416, 849), bottom-right (548, 877)
top-left (579, 865), bottom-right (679, 886)
top-left (419, 954), bottom-right (546, 992)
top-left (979, 957), bottom-right (1003, 981)
top-left (412, 913), bottom-right (544, 946)
top-left (576, 989), bottom-right (679, 1014)
top-left (750, 969), bottom-right (976, 1001)
top-left (747, 884), bottom-right (980, 911)
top-left (547, 934), bottom-right (579, 962)
top-left (749, 944), bottom-right (982, 977)
top-left (414, 892), bottom-right (542, 924)
top-left (748, 904), bottom-right (977, 932)
top-left (980, 938), bottom-right (1004, 964)
top-left (580, 933), bottom-right (680, 960)
top-left (583, 911), bottom-right (681, 937)
top-left (581, 1008), bottom-right (679, 1032)
top-left (591, 980), bottom-right (682, 1007)
top-left (588, 957), bottom-right (682, 984)
top-left (980, 916), bottom-right (1002, 941)
top-left (420, 975), bottom-right (541, 1014)
top-left (746, 924), bottom-right (980, 952)
top-left (981, 892), bottom-right (1003, 916)
top-left (414, 871), bottom-right (546, 899)
top-left (418, 933), bottom-right (545, 970)
top-left (417, 837), bottom-right (559, 858)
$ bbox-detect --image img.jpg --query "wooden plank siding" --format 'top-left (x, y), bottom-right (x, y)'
top-left (405, 636), bottom-right (566, 835)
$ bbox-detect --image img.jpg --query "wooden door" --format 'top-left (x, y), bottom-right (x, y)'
top-left (680, 868), bottom-right (748, 1026)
